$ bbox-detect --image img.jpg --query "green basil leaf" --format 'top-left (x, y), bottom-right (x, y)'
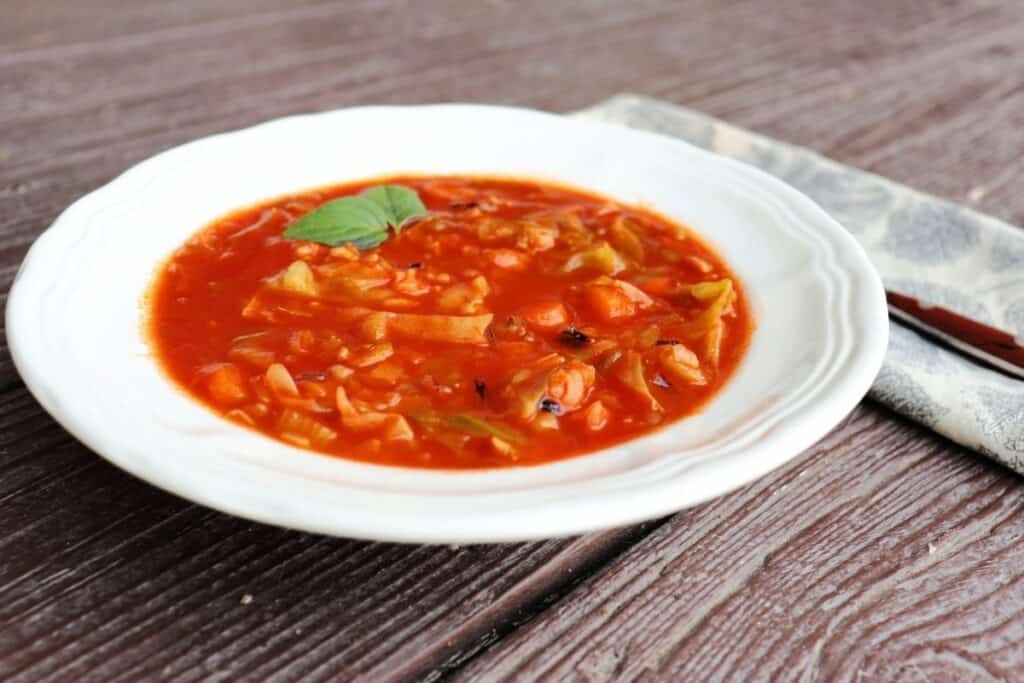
top-left (282, 196), bottom-right (389, 247)
top-left (360, 184), bottom-right (428, 233)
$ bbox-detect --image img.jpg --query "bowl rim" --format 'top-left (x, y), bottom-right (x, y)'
top-left (6, 103), bottom-right (888, 543)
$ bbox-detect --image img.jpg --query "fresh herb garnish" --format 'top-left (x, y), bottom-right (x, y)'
top-left (282, 196), bottom-right (390, 248)
top-left (359, 185), bottom-right (428, 233)
top-left (283, 184), bottom-right (428, 248)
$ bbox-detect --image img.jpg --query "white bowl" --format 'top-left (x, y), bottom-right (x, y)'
top-left (6, 105), bottom-right (887, 543)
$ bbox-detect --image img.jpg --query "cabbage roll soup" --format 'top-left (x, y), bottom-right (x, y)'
top-left (148, 176), bottom-right (753, 469)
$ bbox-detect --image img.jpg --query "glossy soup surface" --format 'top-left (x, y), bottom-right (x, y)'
top-left (148, 176), bottom-right (752, 469)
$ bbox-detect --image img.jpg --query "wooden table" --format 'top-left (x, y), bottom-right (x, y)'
top-left (3, 2), bottom-right (1024, 680)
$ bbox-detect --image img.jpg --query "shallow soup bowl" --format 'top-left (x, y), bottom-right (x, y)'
top-left (6, 104), bottom-right (888, 543)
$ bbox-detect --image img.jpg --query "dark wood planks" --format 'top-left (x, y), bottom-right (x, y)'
top-left (2, 1), bottom-right (1024, 681)
top-left (453, 408), bottom-right (1024, 681)
top-left (0, 420), bottom-right (655, 683)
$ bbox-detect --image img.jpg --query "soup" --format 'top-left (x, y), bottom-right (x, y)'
top-left (147, 176), bottom-right (752, 469)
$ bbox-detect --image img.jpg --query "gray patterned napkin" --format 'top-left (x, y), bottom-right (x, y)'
top-left (577, 95), bottom-right (1024, 474)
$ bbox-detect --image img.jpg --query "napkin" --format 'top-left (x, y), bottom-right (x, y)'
top-left (577, 95), bottom-right (1024, 474)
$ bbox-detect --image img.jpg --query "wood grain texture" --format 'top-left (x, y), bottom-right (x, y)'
top-left (454, 407), bottom-right (1024, 681)
top-left (2, 1), bottom-right (1024, 681)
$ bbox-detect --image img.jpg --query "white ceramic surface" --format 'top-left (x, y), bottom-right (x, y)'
top-left (6, 104), bottom-right (888, 543)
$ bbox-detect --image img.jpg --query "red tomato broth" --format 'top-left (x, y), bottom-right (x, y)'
top-left (147, 176), bottom-right (753, 469)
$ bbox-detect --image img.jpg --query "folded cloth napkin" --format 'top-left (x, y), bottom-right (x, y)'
top-left (577, 95), bottom-right (1024, 474)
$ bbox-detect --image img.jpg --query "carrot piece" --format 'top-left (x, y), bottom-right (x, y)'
top-left (519, 301), bottom-right (570, 329)
top-left (583, 285), bottom-right (636, 322)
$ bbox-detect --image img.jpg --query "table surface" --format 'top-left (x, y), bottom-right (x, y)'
top-left (4, 1), bottom-right (1024, 681)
